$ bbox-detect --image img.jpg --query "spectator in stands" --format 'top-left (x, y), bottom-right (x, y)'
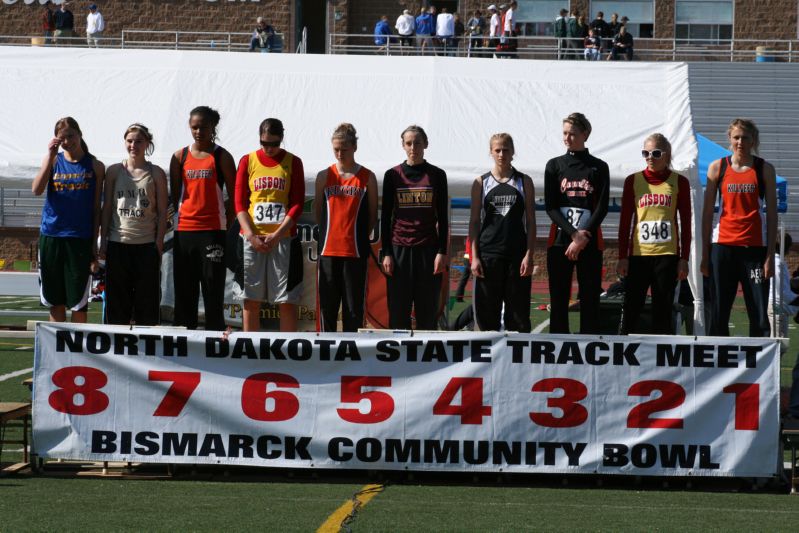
top-left (700, 118), bottom-right (777, 337)
top-left (610, 24), bottom-right (634, 60)
top-left (607, 12), bottom-right (621, 50)
top-left (589, 11), bottom-right (610, 50)
top-left (32, 117), bottom-right (105, 323)
top-left (374, 15), bottom-right (392, 51)
top-left (583, 28), bottom-right (601, 60)
top-left (566, 9), bottom-right (582, 59)
top-left (85, 4), bottom-right (104, 48)
top-left (99, 123), bottom-right (167, 326)
top-left (453, 13), bottom-right (465, 55)
top-left (455, 238), bottom-right (472, 302)
top-left (554, 8), bottom-right (568, 59)
top-left (169, 106), bottom-right (237, 331)
top-left (235, 118), bottom-right (305, 332)
top-left (415, 7), bottom-right (434, 55)
top-left (314, 123), bottom-right (378, 332)
top-left (617, 133), bottom-right (691, 335)
top-left (497, 1), bottom-right (518, 59)
top-left (486, 5), bottom-right (500, 52)
top-left (381, 125), bottom-right (449, 330)
top-left (544, 113), bottom-right (609, 334)
top-left (466, 10), bottom-right (485, 56)
top-left (769, 233), bottom-right (796, 337)
top-left (53, 1), bottom-right (75, 44)
top-left (41, 2), bottom-right (55, 45)
top-left (395, 9), bottom-right (415, 51)
top-left (469, 133), bottom-right (535, 332)
top-left (436, 8), bottom-right (455, 55)
top-left (250, 17), bottom-right (276, 52)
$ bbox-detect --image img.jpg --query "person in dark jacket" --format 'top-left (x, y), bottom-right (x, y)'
top-left (611, 24), bottom-right (634, 60)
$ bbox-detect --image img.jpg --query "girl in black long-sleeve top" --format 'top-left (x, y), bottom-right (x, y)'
top-left (544, 112), bottom-right (609, 334)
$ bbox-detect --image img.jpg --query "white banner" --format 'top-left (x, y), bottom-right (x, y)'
top-left (33, 324), bottom-right (780, 477)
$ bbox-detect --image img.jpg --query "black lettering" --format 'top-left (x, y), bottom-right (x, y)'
top-left (562, 442), bottom-right (586, 466)
top-left (385, 438), bottom-right (421, 463)
top-left (463, 440), bottom-right (489, 465)
top-left (603, 443), bottom-right (629, 467)
top-left (316, 339), bottom-right (336, 361)
top-left (228, 435), bottom-right (254, 458)
top-left (508, 340), bottom-right (527, 363)
top-left (659, 444), bottom-right (697, 468)
top-left (256, 435), bottom-right (281, 459)
top-left (134, 431), bottom-right (159, 455)
top-left (56, 330), bottom-right (82, 353)
top-left (525, 442), bottom-right (537, 465)
top-left (162, 432), bottom-right (197, 456)
top-left (421, 341), bottom-right (448, 362)
top-left (530, 341), bottom-right (556, 364)
top-left (557, 342), bottom-right (583, 365)
top-left (401, 340), bottom-right (424, 362)
top-left (198, 434), bottom-right (226, 457)
top-left (287, 339), bottom-right (312, 361)
top-left (121, 431), bottom-right (132, 454)
top-left (356, 438), bottom-right (382, 462)
top-left (376, 340), bottom-right (400, 362)
top-left (424, 440), bottom-right (459, 463)
top-left (164, 335), bottom-right (188, 357)
top-left (740, 346), bottom-right (759, 368)
top-left (448, 340), bottom-right (469, 362)
top-left (717, 345), bottom-right (738, 368)
top-left (207, 338), bottom-right (229, 358)
top-left (614, 343), bottom-right (640, 366)
top-left (693, 344), bottom-right (714, 367)
top-left (285, 436), bottom-right (312, 460)
top-left (539, 442), bottom-right (560, 465)
top-left (336, 340), bottom-right (360, 361)
top-left (113, 334), bottom-right (139, 355)
top-left (585, 342), bottom-right (609, 365)
top-left (471, 341), bottom-right (492, 363)
top-left (268, 339), bottom-right (286, 359)
top-left (493, 441), bottom-right (521, 465)
top-left (86, 332), bottom-right (111, 355)
top-left (699, 445), bottom-right (720, 469)
top-left (631, 443), bottom-right (657, 468)
top-left (329, 437), bottom-right (353, 461)
top-left (91, 430), bottom-right (116, 453)
top-left (232, 338), bottom-right (257, 359)
top-left (657, 344), bottom-right (690, 366)
top-left (138, 334), bottom-right (160, 356)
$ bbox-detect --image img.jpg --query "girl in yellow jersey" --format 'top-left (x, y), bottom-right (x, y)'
top-left (617, 133), bottom-right (691, 334)
top-left (235, 118), bottom-right (305, 332)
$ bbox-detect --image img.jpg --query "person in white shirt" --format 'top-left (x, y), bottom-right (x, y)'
top-left (86, 4), bottom-right (104, 47)
top-left (769, 233), bottom-right (798, 338)
top-left (487, 5), bottom-right (500, 49)
top-left (395, 9), bottom-right (415, 51)
top-left (436, 7), bottom-right (455, 54)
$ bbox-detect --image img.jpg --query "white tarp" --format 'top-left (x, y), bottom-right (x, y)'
top-left (0, 47), bottom-right (705, 330)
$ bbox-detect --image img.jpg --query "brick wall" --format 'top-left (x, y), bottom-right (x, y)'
top-left (0, 228), bottom-right (38, 271)
top-left (0, 1), bottom-right (294, 48)
top-left (736, 0), bottom-right (797, 40)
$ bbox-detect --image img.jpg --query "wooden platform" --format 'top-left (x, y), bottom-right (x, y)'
top-left (0, 402), bottom-right (31, 465)
top-left (783, 427), bottom-right (799, 494)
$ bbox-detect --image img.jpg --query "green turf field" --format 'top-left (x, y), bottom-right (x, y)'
top-left (2, 296), bottom-right (799, 531)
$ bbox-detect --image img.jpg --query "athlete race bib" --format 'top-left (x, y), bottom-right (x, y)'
top-left (253, 201), bottom-right (286, 225)
top-left (637, 220), bottom-right (672, 244)
top-left (560, 207), bottom-right (591, 230)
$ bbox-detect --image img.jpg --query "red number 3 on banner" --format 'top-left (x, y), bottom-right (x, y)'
top-left (48, 366), bottom-right (110, 415)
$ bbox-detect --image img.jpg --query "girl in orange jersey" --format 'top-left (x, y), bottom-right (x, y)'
top-left (235, 118), bottom-right (305, 332)
top-left (617, 133), bottom-right (691, 334)
top-left (169, 106), bottom-right (237, 331)
top-left (701, 118), bottom-right (777, 337)
top-left (314, 123), bottom-right (378, 332)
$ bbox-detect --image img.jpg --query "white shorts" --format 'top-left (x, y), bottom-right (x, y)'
top-left (242, 235), bottom-right (304, 304)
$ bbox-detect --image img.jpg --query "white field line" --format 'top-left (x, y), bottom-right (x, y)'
top-left (0, 367), bottom-right (32, 382)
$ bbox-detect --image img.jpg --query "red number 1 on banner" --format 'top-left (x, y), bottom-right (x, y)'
top-left (723, 383), bottom-right (759, 430)
top-left (148, 371), bottom-right (202, 417)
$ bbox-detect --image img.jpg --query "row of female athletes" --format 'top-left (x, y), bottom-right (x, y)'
top-left (33, 107), bottom-right (776, 337)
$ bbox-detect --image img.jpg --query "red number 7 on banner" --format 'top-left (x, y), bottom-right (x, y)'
top-left (148, 371), bottom-right (202, 417)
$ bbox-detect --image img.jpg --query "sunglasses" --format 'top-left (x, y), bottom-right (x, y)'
top-left (641, 149), bottom-right (664, 159)
top-left (260, 140), bottom-right (281, 148)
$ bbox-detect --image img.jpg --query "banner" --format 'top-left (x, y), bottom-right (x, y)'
top-left (33, 324), bottom-right (780, 477)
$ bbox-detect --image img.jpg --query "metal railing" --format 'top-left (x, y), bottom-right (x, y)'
top-left (0, 30), bottom-right (286, 53)
top-left (0, 188), bottom-right (44, 229)
top-left (329, 33), bottom-right (798, 62)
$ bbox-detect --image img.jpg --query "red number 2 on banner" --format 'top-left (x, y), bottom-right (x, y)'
top-left (337, 376), bottom-right (394, 423)
top-left (148, 371), bottom-right (201, 417)
top-left (627, 380), bottom-right (685, 429)
top-left (48, 366), bottom-right (109, 415)
top-left (433, 377), bottom-right (492, 424)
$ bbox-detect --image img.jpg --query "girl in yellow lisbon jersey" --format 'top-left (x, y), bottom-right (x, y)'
top-left (169, 106), bottom-right (237, 331)
top-left (701, 118), bottom-right (777, 337)
top-left (32, 117), bottom-right (105, 323)
top-left (313, 123), bottom-right (378, 332)
top-left (235, 118), bottom-right (305, 332)
top-left (617, 133), bottom-right (691, 334)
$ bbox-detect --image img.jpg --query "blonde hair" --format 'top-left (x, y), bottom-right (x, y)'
top-left (124, 123), bottom-right (155, 156)
top-left (563, 112), bottom-right (592, 137)
top-left (332, 123), bottom-right (358, 146)
top-left (489, 132), bottom-right (515, 152)
top-left (644, 132), bottom-right (672, 168)
top-left (727, 118), bottom-right (760, 154)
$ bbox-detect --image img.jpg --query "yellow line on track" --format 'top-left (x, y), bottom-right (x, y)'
top-left (316, 483), bottom-right (384, 533)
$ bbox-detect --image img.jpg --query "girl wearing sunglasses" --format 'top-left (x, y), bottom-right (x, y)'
top-left (700, 118), bottom-right (777, 337)
top-left (235, 118), bottom-right (305, 332)
top-left (169, 106), bottom-right (237, 331)
top-left (100, 123), bottom-right (168, 326)
top-left (617, 134), bottom-right (691, 334)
